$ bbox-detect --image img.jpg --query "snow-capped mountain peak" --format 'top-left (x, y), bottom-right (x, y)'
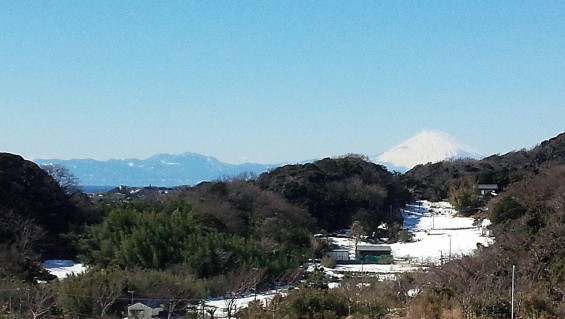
top-left (374, 130), bottom-right (483, 170)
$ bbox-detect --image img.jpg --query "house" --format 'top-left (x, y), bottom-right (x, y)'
top-left (126, 301), bottom-right (163, 319)
top-left (355, 245), bottom-right (392, 262)
top-left (475, 184), bottom-right (498, 196)
top-left (326, 249), bottom-right (350, 261)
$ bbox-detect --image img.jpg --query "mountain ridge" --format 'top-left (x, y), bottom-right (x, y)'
top-left (35, 131), bottom-right (485, 187)
top-left (34, 153), bottom-right (276, 187)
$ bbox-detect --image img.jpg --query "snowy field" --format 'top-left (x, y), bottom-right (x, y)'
top-left (327, 200), bottom-right (493, 269)
top-left (393, 200), bottom-right (493, 264)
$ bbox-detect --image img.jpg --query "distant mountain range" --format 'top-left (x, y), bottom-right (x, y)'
top-left (34, 130), bottom-right (483, 187)
top-left (34, 153), bottom-right (275, 187)
top-left (374, 130), bottom-right (484, 172)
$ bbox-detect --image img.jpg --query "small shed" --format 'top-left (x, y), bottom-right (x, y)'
top-left (326, 249), bottom-right (350, 261)
top-left (475, 184), bottom-right (498, 196)
top-left (126, 301), bottom-right (163, 319)
top-left (356, 245), bottom-right (392, 262)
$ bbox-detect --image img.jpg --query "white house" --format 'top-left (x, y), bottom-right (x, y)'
top-left (326, 248), bottom-right (350, 261)
top-left (126, 301), bottom-right (163, 319)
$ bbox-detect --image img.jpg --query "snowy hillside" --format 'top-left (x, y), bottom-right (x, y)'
top-left (375, 130), bottom-right (483, 171)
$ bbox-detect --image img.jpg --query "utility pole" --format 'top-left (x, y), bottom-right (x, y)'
top-left (511, 265), bottom-right (515, 319)
top-left (128, 290), bottom-right (134, 305)
top-left (448, 235), bottom-right (452, 261)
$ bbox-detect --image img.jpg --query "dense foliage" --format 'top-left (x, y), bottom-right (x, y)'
top-left (257, 156), bottom-right (410, 232)
top-left (0, 153), bottom-right (91, 281)
top-left (79, 201), bottom-right (307, 279)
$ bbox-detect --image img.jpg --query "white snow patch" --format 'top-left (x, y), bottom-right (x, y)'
top-left (43, 260), bottom-right (87, 279)
top-left (204, 290), bottom-right (285, 318)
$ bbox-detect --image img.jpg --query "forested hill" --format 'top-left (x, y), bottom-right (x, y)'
top-left (0, 153), bottom-right (83, 280)
top-left (403, 131), bottom-right (565, 201)
top-left (257, 156), bottom-right (411, 232)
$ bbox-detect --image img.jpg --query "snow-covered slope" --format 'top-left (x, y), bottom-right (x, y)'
top-left (375, 130), bottom-right (483, 171)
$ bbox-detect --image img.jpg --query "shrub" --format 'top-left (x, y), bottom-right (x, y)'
top-left (321, 256), bottom-right (336, 268)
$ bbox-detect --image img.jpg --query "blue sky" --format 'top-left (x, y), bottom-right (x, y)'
top-left (1, 1), bottom-right (565, 164)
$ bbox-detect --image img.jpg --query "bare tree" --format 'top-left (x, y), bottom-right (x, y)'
top-left (350, 220), bottom-right (365, 256)
top-left (222, 268), bottom-right (265, 319)
top-left (40, 164), bottom-right (81, 196)
top-left (274, 267), bottom-right (303, 292)
top-left (27, 284), bottom-right (56, 319)
top-left (338, 277), bottom-right (364, 315)
top-left (0, 282), bottom-right (55, 319)
top-left (14, 218), bottom-right (45, 257)
top-left (57, 269), bottom-right (126, 318)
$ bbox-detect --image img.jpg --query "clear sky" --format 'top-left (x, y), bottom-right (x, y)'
top-left (2, 1), bottom-right (565, 164)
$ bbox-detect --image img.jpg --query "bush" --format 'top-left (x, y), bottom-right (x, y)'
top-left (491, 196), bottom-right (526, 224)
top-left (397, 229), bottom-right (415, 243)
top-left (320, 256), bottom-right (336, 268)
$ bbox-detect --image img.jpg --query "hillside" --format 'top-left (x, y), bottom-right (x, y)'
top-left (257, 156), bottom-right (411, 232)
top-left (403, 131), bottom-right (565, 201)
top-left (0, 153), bottom-right (81, 280)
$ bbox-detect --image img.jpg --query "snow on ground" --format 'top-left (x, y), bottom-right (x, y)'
top-left (204, 290), bottom-right (285, 318)
top-left (393, 200), bottom-right (493, 264)
top-left (327, 200), bottom-right (493, 268)
top-left (43, 260), bottom-right (87, 279)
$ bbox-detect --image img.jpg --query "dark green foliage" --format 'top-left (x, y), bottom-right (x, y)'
top-left (491, 196), bottom-right (526, 224)
top-left (0, 153), bottom-right (97, 281)
top-left (448, 177), bottom-right (485, 215)
top-left (80, 202), bottom-right (307, 278)
top-left (257, 156), bottom-right (410, 233)
top-left (0, 153), bottom-right (77, 257)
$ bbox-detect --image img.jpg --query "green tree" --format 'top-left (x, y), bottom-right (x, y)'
top-left (448, 176), bottom-right (483, 215)
top-left (491, 196), bottom-right (526, 224)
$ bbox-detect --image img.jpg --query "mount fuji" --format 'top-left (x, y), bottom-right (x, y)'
top-left (374, 130), bottom-right (483, 171)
